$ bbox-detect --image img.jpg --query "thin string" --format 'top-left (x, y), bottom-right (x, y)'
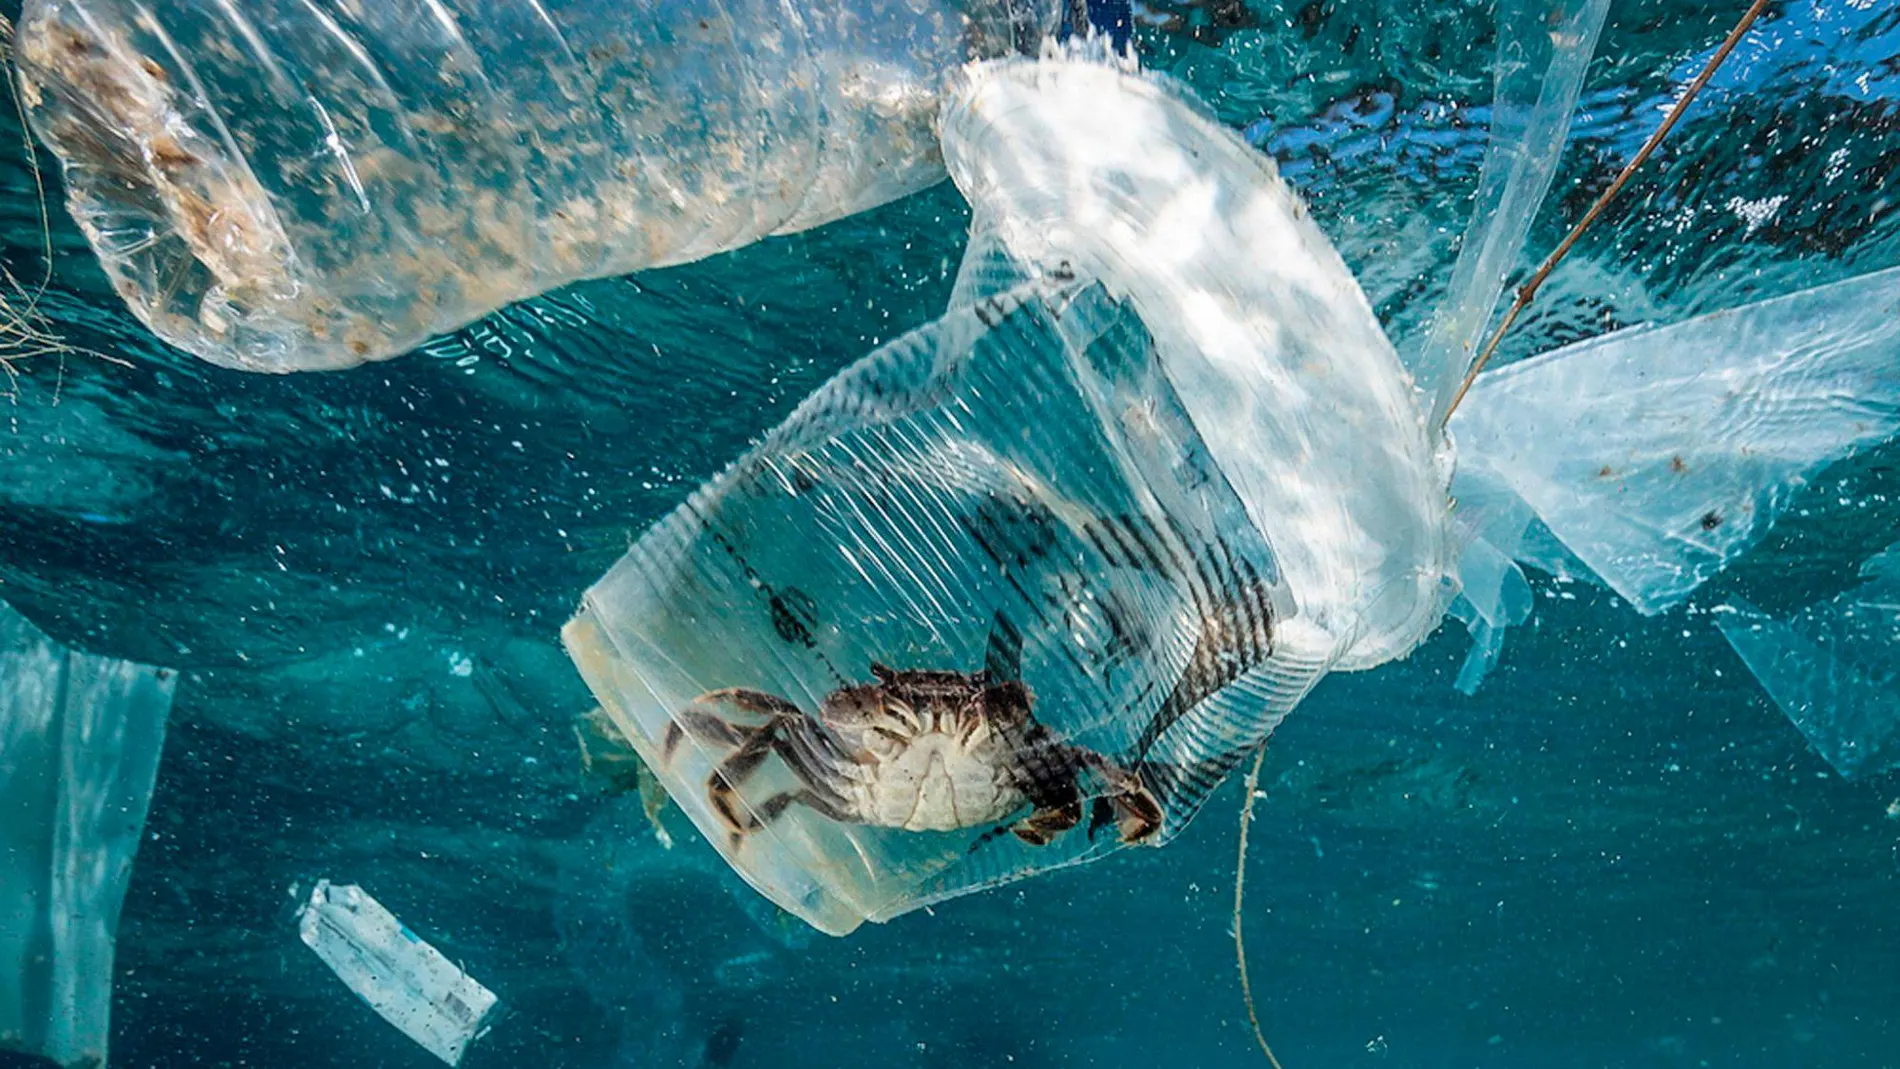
top-left (1441, 0), bottom-right (1773, 422)
top-left (1233, 742), bottom-right (1285, 1069)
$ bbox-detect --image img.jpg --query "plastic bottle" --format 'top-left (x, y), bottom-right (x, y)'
top-left (13, 0), bottom-right (1054, 371)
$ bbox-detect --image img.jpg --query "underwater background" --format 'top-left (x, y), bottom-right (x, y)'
top-left (2, 0), bottom-right (1898, 1066)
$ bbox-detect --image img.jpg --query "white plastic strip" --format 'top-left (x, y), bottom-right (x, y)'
top-left (1452, 265), bottom-right (1900, 616)
top-left (297, 880), bottom-right (498, 1066)
top-left (1413, 0), bottom-right (1611, 428)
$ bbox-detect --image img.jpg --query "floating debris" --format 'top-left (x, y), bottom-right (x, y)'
top-left (1717, 543), bottom-right (1900, 780)
top-left (10, 0), bottom-right (1040, 370)
top-left (0, 598), bottom-right (175, 1069)
top-left (296, 881), bottom-right (498, 1066)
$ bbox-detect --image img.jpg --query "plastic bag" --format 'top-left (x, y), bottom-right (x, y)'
top-left (13, 0), bottom-right (1055, 370)
top-left (1408, 0), bottom-right (1611, 426)
top-left (567, 278), bottom-right (1330, 933)
top-left (940, 54), bottom-right (1452, 672)
top-left (1, 600), bottom-right (175, 1069)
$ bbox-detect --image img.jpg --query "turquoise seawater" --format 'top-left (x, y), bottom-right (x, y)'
top-left (2, 0), bottom-right (1898, 1066)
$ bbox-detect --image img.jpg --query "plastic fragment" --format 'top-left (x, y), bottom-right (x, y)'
top-left (1398, 0), bottom-right (1610, 693)
top-left (1410, 0), bottom-right (1612, 426)
top-left (1451, 265), bottom-right (1900, 617)
top-left (567, 277), bottom-right (1334, 935)
top-left (941, 52), bottom-right (1451, 672)
top-left (1716, 545), bottom-right (1900, 779)
top-left (1, 599), bottom-right (175, 1069)
top-left (296, 880), bottom-right (498, 1066)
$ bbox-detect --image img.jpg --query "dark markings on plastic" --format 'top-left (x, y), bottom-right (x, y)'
top-left (770, 587), bottom-right (819, 648)
top-left (984, 612), bottom-right (1025, 682)
top-left (972, 293), bottom-right (1017, 329)
top-left (691, 506), bottom-right (846, 687)
top-left (964, 493), bottom-right (1060, 569)
top-left (1116, 515), bottom-right (1173, 575)
top-left (1128, 537), bottom-right (1278, 774)
top-left (788, 460), bottom-right (819, 495)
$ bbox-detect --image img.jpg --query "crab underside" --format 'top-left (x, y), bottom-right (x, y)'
top-left (661, 664), bottom-right (1164, 851)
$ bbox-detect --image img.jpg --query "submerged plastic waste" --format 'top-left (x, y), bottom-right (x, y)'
top-left (1, 600), bottom-right (175, 1069)
top-left (296, 880), bottom-right (498, 1066)
top-left (565, 49), bottom-right (1461, 933)
top-left (1717, 544), bottom-right (1900, 780)
top-left (11, 0), bottom-right (1055, 371)
top-left (13, 0), bottom-right (1895, 944)
top-left (567, 275), bottom-right (1315, 933)
top-left (1449, 265), bottom-right (1900, 687)
top-left (1408, 0), bottom-right (1610, 425)
top-left (568, 38), bottom-right (1900, 932)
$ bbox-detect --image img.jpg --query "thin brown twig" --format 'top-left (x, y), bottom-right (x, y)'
top-left (1234, 742), bottom-right (1285, 1069)
top-left (1441, 0), bottom-right (1772, 422)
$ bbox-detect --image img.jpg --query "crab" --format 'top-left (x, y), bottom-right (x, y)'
top-left (660, 664), bottom-right (1163, 850)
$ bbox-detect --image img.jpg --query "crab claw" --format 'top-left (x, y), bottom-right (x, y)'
top-left (1011, 800), bottom-right (1083, 846)
top-left (1097, 763), bottom-right (1164, 845)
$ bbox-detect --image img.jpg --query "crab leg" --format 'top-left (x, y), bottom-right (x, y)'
top-left (663, 686), bottom-right (809, 761)
top-left (696, 687), bottom-right (807, 719)
top-left (1071, 749), bottom-right (1165, 845)
top-left (706, 720), bottom-right (786, 834)
top-left (721, 763), bottom-right (857, 851)
top-left (1011, 797), bottom-right (1083, 846)
top-left (662, 708), bottom-right (759, 762)
top-left (755, 787), bottom-right (856, 828)
top-left (672, 692), bottom-right (867, 845)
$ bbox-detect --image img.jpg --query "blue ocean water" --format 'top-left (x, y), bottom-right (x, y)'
top-left (2, 0), bottom-right (1898, 1066)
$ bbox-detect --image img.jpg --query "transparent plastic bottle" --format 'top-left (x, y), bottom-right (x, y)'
top-left (13, 0), bottom-right (1054, 371)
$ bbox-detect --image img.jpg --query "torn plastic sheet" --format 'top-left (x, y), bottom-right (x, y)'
top-left (1443, 460), bottom-right (1597, 693)
top-left (1, 600), bottom-right (175, 1069)
top-left (1409, 0), bottom-right (1611, 425)
top-left (1716, 546), bottom-right (1900, 780)
top-left (296, 880), bottom-right (498, 1066)
top-left (1443, 474), bottom-right (1537, 695)
top-left (1451, 264), bottom-right (1900, 629)
top-left (1387, 0), bottom-right (1611, 690)
top-left (13, 0), bottom-right (1055, 370)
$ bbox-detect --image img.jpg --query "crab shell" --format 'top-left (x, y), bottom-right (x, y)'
top-left (815, 668), bottom-right (1047, 833)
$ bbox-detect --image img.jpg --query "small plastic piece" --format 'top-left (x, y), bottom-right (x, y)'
top-left (13, 0), bottom-right (1055, 370)
top-left (1451, 265), bottom-right (1900, 616)
top-left (1716, 546), bottom-right (1900, 780)
top-left (1443, 504), bottom-right (1536, 694)
top-left (1, 599), bottom-right (175, 1069)
top-left (296, 880), bottom-right (498, 1066)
